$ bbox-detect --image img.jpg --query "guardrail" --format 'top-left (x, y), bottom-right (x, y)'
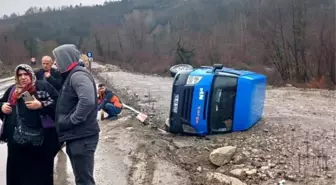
top-left (0, 76), bottom-right (14, 84)
top-left (0, 76), bottom-right (15, 96)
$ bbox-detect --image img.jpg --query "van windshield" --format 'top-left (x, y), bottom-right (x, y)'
top-left (208, 75), bottom-right (238, 133)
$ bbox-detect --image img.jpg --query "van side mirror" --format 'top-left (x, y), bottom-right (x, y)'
top-left (212, 64), bottom-right (224, 72)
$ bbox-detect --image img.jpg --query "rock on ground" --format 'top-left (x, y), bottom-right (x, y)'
top-left (229, 169), bottom-right (246, 178)
top-left (206, 172), bottom-right (247, 185)
top-left (209, 146), bottom-right (237, 166)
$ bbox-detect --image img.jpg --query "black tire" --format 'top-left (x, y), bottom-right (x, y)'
top-left (169, 64), bottom-right (193, 78)
top-left (165, 120), bottom-right (181, 134)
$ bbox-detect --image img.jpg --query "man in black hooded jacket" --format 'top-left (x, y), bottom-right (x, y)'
top-left (53, 44), bottom-right (100, 185)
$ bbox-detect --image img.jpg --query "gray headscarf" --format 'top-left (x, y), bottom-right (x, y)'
top-left (14, 64), bottom-right (36, 85)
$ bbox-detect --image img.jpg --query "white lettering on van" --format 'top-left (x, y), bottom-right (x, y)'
top-left (199, 88), bottom-right (204, 100)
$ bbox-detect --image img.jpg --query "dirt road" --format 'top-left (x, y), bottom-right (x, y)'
top-left (93, 62), bottom-right (336, 185)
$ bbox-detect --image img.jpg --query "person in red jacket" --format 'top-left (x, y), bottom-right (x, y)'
top-left (97, 84), bottom-right (123, 120)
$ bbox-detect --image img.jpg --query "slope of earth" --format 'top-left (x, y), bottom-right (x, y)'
top-left (92, 62), bottom-right (336, 185)
top-left (0, 64), bottom-right (14, 78)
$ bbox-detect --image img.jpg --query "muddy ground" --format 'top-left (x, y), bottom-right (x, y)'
top-left (0, 64), bottom-right (13, 78)
top-left (93, 62), bottom-right (335, 185)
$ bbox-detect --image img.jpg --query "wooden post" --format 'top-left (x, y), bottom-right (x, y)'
top-left (89, 58), bottom-right (93, 73)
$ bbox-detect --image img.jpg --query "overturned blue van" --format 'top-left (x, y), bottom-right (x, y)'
top-left (166, 64), bottom-right (267, 136)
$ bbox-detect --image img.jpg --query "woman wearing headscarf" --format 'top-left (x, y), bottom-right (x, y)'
top-left (0, 64), bottom-right (59, 185)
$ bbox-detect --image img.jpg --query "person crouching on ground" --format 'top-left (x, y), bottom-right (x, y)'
top-left (97, 84), bottom-right (123, 120)
top-left (0, 64), bottom-right (59, 185)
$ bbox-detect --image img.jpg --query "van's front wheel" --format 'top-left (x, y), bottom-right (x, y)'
top-left (169, 64), bottom-right (193, 78)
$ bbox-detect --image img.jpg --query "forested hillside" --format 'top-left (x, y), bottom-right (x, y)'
top-left (0, 0), bottom-right (335, 88)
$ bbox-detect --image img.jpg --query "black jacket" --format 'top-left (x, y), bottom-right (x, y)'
top-left (35, 68), bottom-right (62, 91)
top-left (0, 81), bottom-right (59, 142)
top-left (55, 66), bottom-right (100, 142)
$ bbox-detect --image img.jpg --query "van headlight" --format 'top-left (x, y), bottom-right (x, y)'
top-left (186, 76), bottom-right (203, 85)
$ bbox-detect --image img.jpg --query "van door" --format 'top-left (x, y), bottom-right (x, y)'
top-left (208, 75), bottom-right (238, 133)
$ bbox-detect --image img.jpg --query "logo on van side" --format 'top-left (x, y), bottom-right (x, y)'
top-left (199, 88), bottom-right (204, 100)
top-left (195, 105), bottom-right (201, 124)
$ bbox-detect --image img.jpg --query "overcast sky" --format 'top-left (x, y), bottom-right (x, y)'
top-left (1, 0), bottom-right (109, 16)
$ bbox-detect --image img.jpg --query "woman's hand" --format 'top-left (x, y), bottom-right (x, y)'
top-left (1, 103), bottom-right (12, 114)
top-left (25, 96), bottom-right (42, 110)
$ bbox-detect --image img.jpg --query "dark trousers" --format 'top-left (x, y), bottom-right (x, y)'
top-left (103, 103), bottom-right (122, 117)
top-left (44, 128), bottom-right (62, 157)
top-left (6, 141), bottom-right (55, 185)
top-left (65, 134), bottom-right (99, 185)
